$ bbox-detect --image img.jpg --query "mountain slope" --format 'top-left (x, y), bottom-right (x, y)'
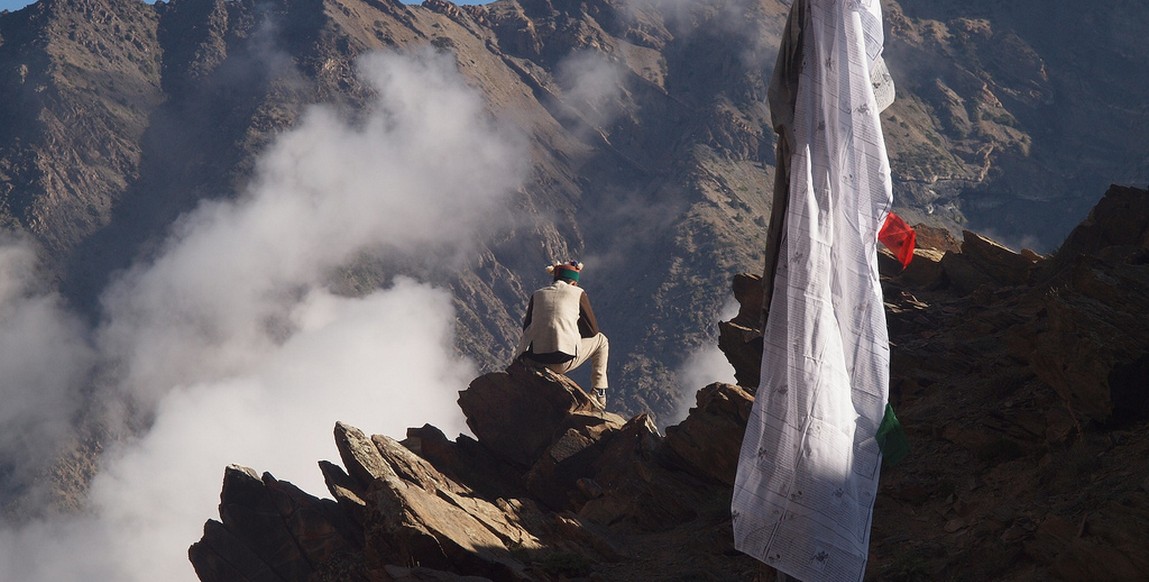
top-left (0, 0), bottom-right (1146, 423)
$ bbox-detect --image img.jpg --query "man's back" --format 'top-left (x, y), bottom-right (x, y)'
top-left (521, 280), bottom-right (584, 358)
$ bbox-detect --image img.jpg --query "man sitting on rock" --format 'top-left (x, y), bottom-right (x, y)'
top-left (516, 260), bottom-right (609, 409)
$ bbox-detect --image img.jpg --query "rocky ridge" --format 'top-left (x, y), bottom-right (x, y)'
top-left (191, 184), bottom-right (1149, 581)
top-left (191, 363), bottom-right (761, 581)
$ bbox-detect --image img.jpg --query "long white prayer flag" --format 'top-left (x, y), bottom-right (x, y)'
top-left (732, 0), bottom-right (894, 580)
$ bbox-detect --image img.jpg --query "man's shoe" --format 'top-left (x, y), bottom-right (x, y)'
top-left (593, 388), bottom-right (607, 409)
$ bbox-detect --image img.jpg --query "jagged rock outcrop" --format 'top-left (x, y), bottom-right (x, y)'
top-left (662, 382), bottom-right (753, 487)
top-left (1011, 185), bottom-right (1149, 426)
top-left (716, 184), bottom-right (1149, 579)
top-left (716, 273), bottom-right (766, 389)
top-left (192, 185), bottom-right (1149, 581)
top-left (191, 361), bottom-right (758, 581)
top-left (329, 421), bottom-right (544, 580)
top-left (868, 195), bottom-right (1149, 580)
top-left (189, 464), bottom-right (363, 581)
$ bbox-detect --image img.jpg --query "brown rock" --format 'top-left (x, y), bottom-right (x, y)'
top-left (371, 432), bottom-right (546, 553)
top-left (334, 425), bottom-right (537, 578)
top-left (961, 230), bottom-right (1042, 285)
top-left (578, 414), bottom-right (712, 531)
top-left (730, 272), bottom-right (765, 328)
top-left (1048, 184), bottom-right (1149, 273)
top-left (335, 421), bottom-right (400, 489)
top-left (914, 224), bottom-right (963, 254)
top-left (319, 459), bottom-right (369, 524)
top-left (458, 361), bottom-right (620, 467)
top-left (717, 320), bottom-right (764, 389)
top-left (189, 465), bottom-right (360, 582)
top-left (215, 465), bottom-right (325, 581)
top-left (1011, 256), bottom-right (1149, 425)
top-left (897, 247), bottom-right (947, 288)
top-left (718, 273), bottom-right (766, 388)
top-left (663, 382), bottom-right (754, 486)
top-left (941, 230), bottom-right (1040, 295)
top-left (189, 519), bottom-right (284, 582)
top-left (525, 421), bottom-right (607, 510)
top-left (402, 424), bottom-right (527, 501)
top-left (264, 473), bottom-right (364, 566)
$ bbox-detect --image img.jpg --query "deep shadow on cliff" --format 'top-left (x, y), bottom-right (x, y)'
top-left (190, 184), bottom-right (1149, 581)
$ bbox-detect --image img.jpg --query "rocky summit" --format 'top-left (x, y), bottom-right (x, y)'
top-left (190, 185), bottom-right (1149, 580)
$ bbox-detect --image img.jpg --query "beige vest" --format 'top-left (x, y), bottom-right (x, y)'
top-left (517, 280), bottom-right (585, 357)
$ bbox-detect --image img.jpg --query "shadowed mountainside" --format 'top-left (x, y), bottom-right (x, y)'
top-left (1, 0), bottom-right (1147, 423)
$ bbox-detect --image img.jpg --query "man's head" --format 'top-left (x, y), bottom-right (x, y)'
top-left (547, 260), bottom-right (583, 284)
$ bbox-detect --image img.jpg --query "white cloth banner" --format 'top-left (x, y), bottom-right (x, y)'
top-left (732, 0), bottom-right (893, 581)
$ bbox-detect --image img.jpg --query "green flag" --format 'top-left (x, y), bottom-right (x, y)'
top-left (876, 403), bottom-right (909, 467)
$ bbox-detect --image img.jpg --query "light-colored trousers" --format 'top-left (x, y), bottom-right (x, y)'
top-left (544, 333), bottom-right (609, 389)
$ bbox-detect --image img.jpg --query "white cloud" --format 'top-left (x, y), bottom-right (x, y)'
top-left (0, 236), bottom-right (94, 488)
top-left (97, 49), bottom-right (525, 413)
top-left (555, 51), bottom-right (628, 128)
top-left (0, 47), bottom-right (524, 581)
top-left (669, 298), bottom-right (739, 424)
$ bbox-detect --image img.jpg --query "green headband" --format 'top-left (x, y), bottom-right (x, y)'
top-left (554, 267), bottom-right (580, 282)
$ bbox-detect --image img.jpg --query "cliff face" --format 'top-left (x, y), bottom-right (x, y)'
top-left (1, 0), bottom-right (1146, 422)
top-left (0, 0), bottom-right (162, 253)
top-left (190, 185), bottom-right (1149, 580)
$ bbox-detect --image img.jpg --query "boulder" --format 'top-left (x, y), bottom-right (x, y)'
top-left (457, 360), bottom-right (624, 467)
top-left (453, 362), bottom-right (631, 512)
top-left (663, 383), bottom-right (754, 486)
top-left (881, 245), bottom-right (947, 288)
top-left (717, 320), bottom-right (764, 389)
top-left (729, 272), bottom-right (766, 328)
top-left (913, 224), bottom-right (963, 254)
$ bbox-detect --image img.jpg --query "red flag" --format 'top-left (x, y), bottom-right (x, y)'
top-left (879, 212), bottom-right (916, 269)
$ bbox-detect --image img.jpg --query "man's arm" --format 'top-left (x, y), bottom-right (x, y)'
top-left (578, 292), bottom-right (600, 337)
top-left (522, 296), bottom-right (534, 330)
